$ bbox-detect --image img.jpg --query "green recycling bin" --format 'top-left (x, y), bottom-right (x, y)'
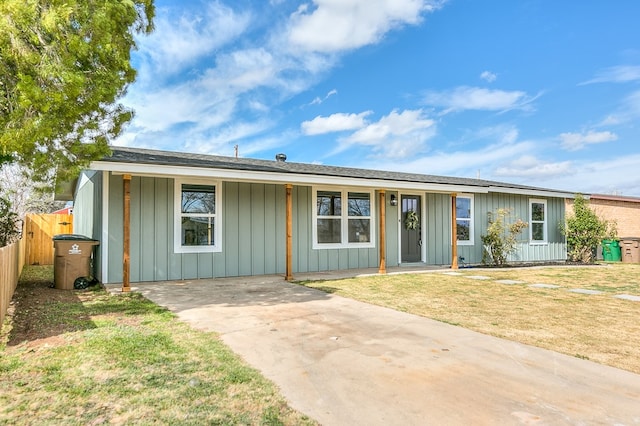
top-left (602, 239), bottom-right (621, 262)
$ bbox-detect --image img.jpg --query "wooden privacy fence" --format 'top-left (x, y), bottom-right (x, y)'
top-left (0, 238), bottom-right (26, 331)
top-left (24, 213), bottom-right (73, 265)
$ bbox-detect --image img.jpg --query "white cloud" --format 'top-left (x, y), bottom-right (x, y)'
top-left (493, 155), bottom-right (574, 178)
top-left (595, 90), bottom-right (640, 126)
top-left (199, 120), bottom-right (274, 148)
top-left (580, 65), bottom-right (640, 85)
top-left (598, 115), bottom-right (624, 126)
top-left (347, 109), bottom-right (434, 143)
top-left (368, 140), bottom-right (534, 177)
top-left (471, 124), bottom-right (519, 144)
top-left (120, 1), bottom-right (449, 157)
top-left (287, 0), bottom-right (444, 53)
top-left (624, 89), bottom-right (640, 115)
top-left (125, 82), bottom-right (237, 133)
top-left (301, 111), bottom-right (372, 135)
top-left (423, 86), bottom-right (536, 112)
top-left (480, 71), bottom-right (497, 83)
top-left (309, 89), bottom-right (338, 106)
top-left (559, 130), bottom-right (618, 151)
top-left (135, 3), bottom-right (250, 81)
top-left (303, 109), bottom-right (436, 159)
top-left (206, 48), bottom-right (279, 91)
top-left (531, 154), bottom-right (640, 196)
top-left (329, 109), bottom-right (437, 159)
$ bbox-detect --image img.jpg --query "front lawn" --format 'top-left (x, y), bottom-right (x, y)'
top-left (301, 263), bottom-right (640, 374)
top-left (1, 266), bottom-right (315, 425)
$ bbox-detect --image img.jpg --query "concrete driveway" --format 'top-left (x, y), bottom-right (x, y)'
top-left (113, 273), bottom-right (640, 425)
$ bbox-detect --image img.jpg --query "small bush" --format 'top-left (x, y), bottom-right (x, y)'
top-left (562, 194), bottom-right (614, 263)
top-left (481, 208), bottom-right (528, 266)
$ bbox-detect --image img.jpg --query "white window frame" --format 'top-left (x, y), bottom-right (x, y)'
top-left (174, 178), bottom-right (222, 253)
top-left (455, 194), bottom-right (474, 246)
top-left (529, 198), bottom-right (547, 245)
top-left (312, 187), bottom-right (376, 249)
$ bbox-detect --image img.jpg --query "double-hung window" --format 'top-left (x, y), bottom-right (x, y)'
top-left (314, 189), bottom-right (375, 248)
top-left (316, 190), bottom-right (342, 244)
top-left (174, 179), bottom-right (222, 253)
top-left (529, 199), bottom-right (547, 244)
top-left (455, 194), bottom-right (474, 245)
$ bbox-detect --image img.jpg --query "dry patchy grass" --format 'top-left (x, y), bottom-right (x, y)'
top-left (301, 263), bottom-right (640, 374)
top-left (1, 266), bottom-right (315, 425)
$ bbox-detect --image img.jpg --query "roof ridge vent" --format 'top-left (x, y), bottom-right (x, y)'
top-left (275, 153), bottom-right (287, 162)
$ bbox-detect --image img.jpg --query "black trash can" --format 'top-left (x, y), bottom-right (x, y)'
top-left (52, 234), bottom-right (99, 290)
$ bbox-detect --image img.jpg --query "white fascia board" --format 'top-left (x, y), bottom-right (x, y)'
top-left (90, 161), bottom-right (490, 194)
top-left (488, 186), bottom-right (575, 199)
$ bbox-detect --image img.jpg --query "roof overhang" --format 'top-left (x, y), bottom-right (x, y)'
top-left (54, 177), bottom-right (79, 201)
top-left (588, 193), bottom-right (640, 203)
top-left (90, 160), bottom-right (575, 199)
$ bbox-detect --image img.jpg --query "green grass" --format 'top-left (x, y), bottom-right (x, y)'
top-left (299, 263), bottom-right (640, 374)
top-left (1, 266), bottom-right (315, 425)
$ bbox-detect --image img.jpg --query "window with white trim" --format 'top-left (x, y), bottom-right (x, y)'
top-left (174, 179), bottom-right (222, 253)
top-left (313, 188), bottom-right (375, 249)
top-left (529, 199), bottom-right (547, 244)
top-left (455, 194), bottom-right (474, 245)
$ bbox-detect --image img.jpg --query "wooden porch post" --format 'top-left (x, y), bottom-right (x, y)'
top-left (451, 193), bottom-right (458, 270)
top-left (378, 190), bottom-right (387, 274)
top-left (122, 174), bottom-right (131, 292)
top-left (285, 184), bottom-right (293, 281)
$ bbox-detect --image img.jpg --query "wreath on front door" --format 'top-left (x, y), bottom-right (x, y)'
top-left (404, 210), bottom-right (420, 230)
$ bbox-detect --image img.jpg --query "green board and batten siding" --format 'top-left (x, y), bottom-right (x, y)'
top-left (103, 175), bottom-right (381, 283)
top-left (73, 171), bottom-right (103, 278)
top-left (454, 193), bottom-right (566, 264)
top-left (77, 172), bottom-right (566, 284)
top-left (424, 193), bottom-right (453, 265)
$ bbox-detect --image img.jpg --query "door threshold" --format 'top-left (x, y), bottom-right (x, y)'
top-left (399, 262), bottom-right (426, 267)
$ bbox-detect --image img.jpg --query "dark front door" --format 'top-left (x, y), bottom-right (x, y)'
top-left (401, 195), bottom-right (422, 263)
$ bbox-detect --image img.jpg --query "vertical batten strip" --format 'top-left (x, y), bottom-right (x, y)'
top-left (379, 190), bottom-right (387, 274)
top-left (285, 184), bottom-right (293, 281)
top-left (451, 193), bottom-right (458, 270)
top-left (123, 174), bottom-right (131, 292)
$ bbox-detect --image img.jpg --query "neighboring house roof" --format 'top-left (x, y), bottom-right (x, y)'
top-left (90, 146), bottom-right (575, 198)
top-left (588, 194), bottom-right (640, 203)
top-left (52, 206), bottom-right (73, 215)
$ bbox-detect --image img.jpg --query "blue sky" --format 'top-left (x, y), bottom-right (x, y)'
top-left (118, 0), bottom-right (640, 196)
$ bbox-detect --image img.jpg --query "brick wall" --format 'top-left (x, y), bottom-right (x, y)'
top-left (566, 195), bottom-right (640, 238)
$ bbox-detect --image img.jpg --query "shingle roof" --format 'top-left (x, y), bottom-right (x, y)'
top-left (102, 146), bottom-right (572, 196)
top-left (589, 194), bottom-right (640, 203)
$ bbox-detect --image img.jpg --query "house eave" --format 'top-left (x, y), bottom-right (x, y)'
top-left (90, 160), bottom-right (492, 193)
top-left (90, 160), bottom-right (572, 198)
top-left (487, 186), bottom-right (576, 199)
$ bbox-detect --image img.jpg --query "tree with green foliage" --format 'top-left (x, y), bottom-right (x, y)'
top-left (561, 193), bottom-right (615, 263)
top-left (0, 0), bottom-right (155, 186)
top-left (481, 208), bottom-right (529, 266)
top-left (0, 196), bottom-right (20, 247)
